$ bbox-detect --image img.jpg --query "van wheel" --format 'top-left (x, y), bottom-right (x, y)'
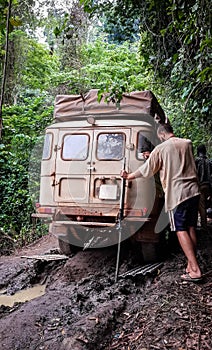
top-left (58, 239), bottom-right (79, 256)
top-left (132, 241), bottom-right (159, 263)
top-left (140, 242), bottom-right (159, 263)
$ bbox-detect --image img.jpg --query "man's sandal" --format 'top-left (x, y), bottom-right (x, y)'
top-left (181, 273), bottom-right (203, 283)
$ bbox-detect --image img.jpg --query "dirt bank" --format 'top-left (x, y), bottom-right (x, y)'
top-left (0, 225), bottom-right (212, 350)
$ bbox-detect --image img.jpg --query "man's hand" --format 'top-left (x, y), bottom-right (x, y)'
top-left (120, 170), bottom-right (128, 179)
top-left (120, 170), bottom-right (135, 180)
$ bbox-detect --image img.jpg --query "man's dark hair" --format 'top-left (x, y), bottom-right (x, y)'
top-left (157, 123), bottom-right (173, 135)
top-left (197, 144), bottom-right (207, 156)
top-left (138, 135), bottom-right (154, 153)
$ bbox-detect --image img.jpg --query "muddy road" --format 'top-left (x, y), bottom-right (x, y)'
top-left (0, 226), bottom-right (212, 350)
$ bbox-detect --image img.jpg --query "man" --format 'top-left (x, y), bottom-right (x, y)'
top-left (195, 144), bottom-right (212, 231)
top-left (142, 149), bottom-right (151, 160)
top-left (138, 134), bottom-right (154, 160)
top-left (121, 123), bottom-right (202, 282)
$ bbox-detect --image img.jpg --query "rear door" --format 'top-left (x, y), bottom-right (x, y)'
top-left (54, 129), bottom-right (94, 203)
top-left (54, 127), bottom-right (131, 204)
top-left (91, 128), bottom-right (131, 204)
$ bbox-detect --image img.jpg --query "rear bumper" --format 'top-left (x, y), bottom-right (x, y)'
top-left (32, 213), bottom-right (53, 219)
top-left (49, 216), bottom-right (156, 247)
top-left (50, 217), bottom-right (150, 228)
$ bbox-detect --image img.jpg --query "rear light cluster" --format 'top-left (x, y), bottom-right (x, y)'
top-left (36, 204), bottom-right (55, 214)
top-left (142, 208), bottom-right (148, 216)
top-left (125, 208), bottom-right (148, 217)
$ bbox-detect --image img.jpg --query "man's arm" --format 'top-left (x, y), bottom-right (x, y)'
top-left (120, 170), bottom-right (139, 180)
top-left (120, 148), bottom-right (161, 180)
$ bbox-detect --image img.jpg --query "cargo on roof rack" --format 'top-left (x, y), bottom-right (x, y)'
top-left (54, 89), bottom-right (167, 123)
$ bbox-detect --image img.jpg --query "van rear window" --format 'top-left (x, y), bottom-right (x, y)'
top-left (97, 133), bottom-right (125, 160)
top-left (42, 133), bottom-right (53, 160)
top-left (63, 134), bottom-right (89, 160)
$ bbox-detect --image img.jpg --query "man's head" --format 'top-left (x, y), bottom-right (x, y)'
top-left (142, 151), bottom-right (151, 159)
top-left (138, 135), bottom-right (154, 159)
top-left (157, 123), bottom-right (174, 142)
top-left (197, 144), bottom-right (206, 156)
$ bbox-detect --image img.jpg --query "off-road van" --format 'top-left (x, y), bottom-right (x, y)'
top-left (35, 90), bottom-right (169, 262)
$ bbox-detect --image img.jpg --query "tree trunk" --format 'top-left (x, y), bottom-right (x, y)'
top-left (0, 0), bottom-right (12, 139)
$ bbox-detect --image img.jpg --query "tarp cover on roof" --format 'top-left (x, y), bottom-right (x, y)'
top-left (54, 89), bottom-right (166, 123)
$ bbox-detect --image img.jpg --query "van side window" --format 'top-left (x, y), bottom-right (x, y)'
top-left (42, 133), bottom-right (53, 160)
top-left (63, 134), bottom-right (89, 160)
top-left (97, 133), bottom-right (125, 160)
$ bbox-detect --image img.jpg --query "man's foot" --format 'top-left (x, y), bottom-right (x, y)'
top-left (186, 263), bottom-right (191, 274)
top-left (181, 273), bottom-right (202, 283)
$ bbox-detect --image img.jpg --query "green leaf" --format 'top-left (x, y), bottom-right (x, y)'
top-left (53, 26), bottom-right (60, 37)
top-left (9, 17), bottom-right (22, 27)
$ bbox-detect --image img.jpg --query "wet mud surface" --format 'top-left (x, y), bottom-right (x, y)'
top-left (0, 225), bottom-right (212, 350)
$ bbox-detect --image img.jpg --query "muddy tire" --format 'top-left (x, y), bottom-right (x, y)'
top-left (58, 239), bottom-right (80, 256)
top-left (141, 242), bottom-right (159, 263)
top-left (131, 241), bottom-right (160, 263)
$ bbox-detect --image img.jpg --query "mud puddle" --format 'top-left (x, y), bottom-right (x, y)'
top-left (0, 284), bottom-right (46, 307)
top-left (0, 230), bottom-right (212, 350)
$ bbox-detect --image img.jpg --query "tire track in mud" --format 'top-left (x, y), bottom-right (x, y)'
top-left (0, 244), bottom-right (131, 349)
top-left (0, 229), bottom-right (212, 350)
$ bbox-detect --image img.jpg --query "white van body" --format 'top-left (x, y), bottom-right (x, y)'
top-left (35, 90), bottom-right (168, 262)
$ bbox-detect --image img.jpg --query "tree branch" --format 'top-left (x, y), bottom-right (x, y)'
top-left (183, 82), bottom-right (201, 112)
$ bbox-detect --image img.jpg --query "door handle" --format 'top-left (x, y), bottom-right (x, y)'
top-left (87, 166), bottom-right (95, 171)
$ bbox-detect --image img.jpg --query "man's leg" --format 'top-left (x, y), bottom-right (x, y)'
top-left (199, 185), bottom-right (210, 230)
top-left (188, 226), bottom-right (197, 250)
top-left (176, 230), bottom-right (201, 279)
top-left (186, 227), bottom-right (197, 273)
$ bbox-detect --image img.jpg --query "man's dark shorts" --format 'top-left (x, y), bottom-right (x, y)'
top-left (168, 195), bottom-right (200, 231)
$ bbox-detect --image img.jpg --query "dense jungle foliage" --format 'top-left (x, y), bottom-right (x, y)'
top-left (0, 0), bottom-right (211, 251)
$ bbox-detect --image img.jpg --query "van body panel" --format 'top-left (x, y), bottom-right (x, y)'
top-left (47, 119), bottom-right (155, 130)
top-left (39, 176), bottom-right (56, 206)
